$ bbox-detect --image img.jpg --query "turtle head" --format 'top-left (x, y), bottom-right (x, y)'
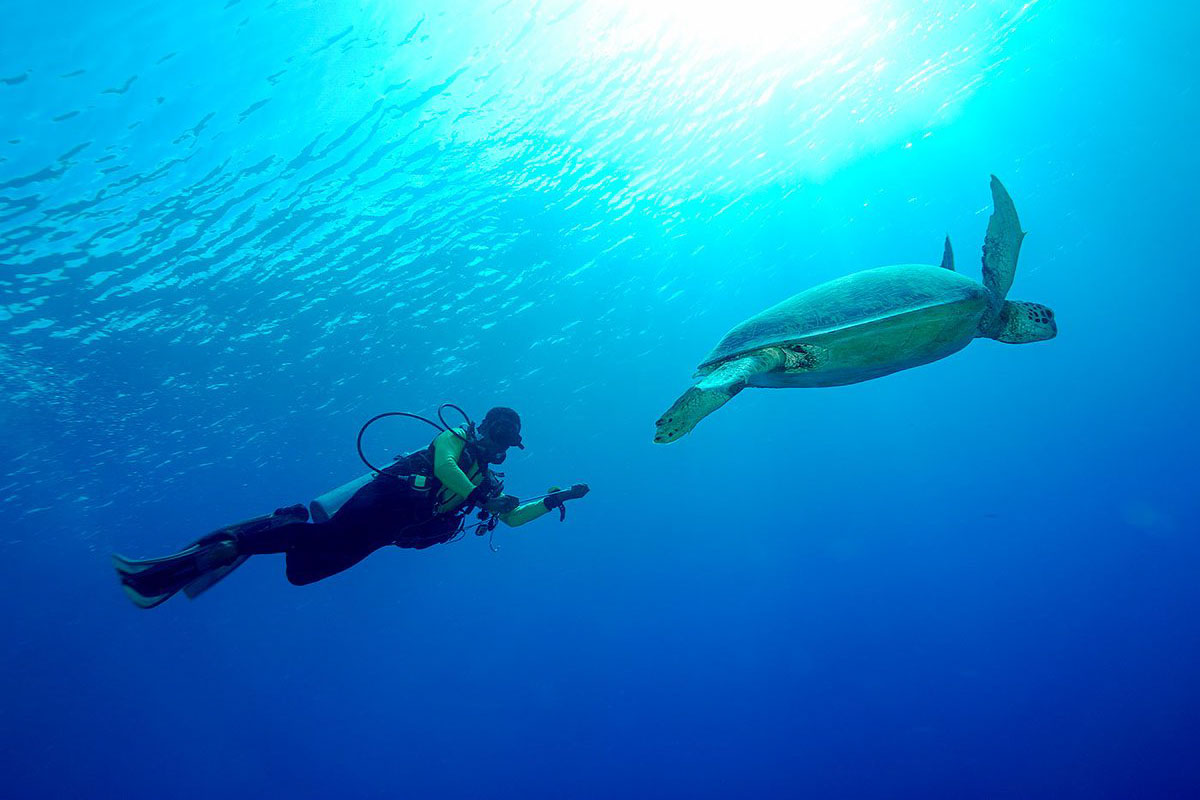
top-left (993, 300), bottom-right (1057, 344)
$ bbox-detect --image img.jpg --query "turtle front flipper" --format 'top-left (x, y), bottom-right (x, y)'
top-left (654, 383), bottom-right (739, 444)
top-left (654, 349), bottom-right (790, 443)
top-left (981, 176), bottom-right (1026, 315)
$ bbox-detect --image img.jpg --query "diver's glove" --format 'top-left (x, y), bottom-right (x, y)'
top-left (484, 494), bottom-right (520, 515)
top-left (544, 484), bottom-right (590, 511)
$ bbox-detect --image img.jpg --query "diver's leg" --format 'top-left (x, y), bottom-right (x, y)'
top-left (284, 538), bottom-right (384, 585)
top-left (234, 521), bottom-right (318, 555)
top-left (280, 498), bottom-right (401, 584)
top-left (237, 478), bottom-right (392, 555)
top-left (113, 507), bottom-right (312, 606)
top-left (281, 479), bottom-right (419, 585)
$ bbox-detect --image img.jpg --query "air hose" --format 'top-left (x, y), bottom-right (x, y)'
top-left (355, 403), bottom-right (478, 475)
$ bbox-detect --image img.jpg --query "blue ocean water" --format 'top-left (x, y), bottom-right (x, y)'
top-left (2, 0), bottom-right (1198, 796)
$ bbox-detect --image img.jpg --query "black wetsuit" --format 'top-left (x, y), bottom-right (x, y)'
top-left (238, 461), bottom-right (465, 586)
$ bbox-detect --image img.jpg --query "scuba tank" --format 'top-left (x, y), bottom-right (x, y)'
top-left (309, 455), bottom-right (438, 522)
top-left (309, 404), bottom-right (484, 523)
top-left (310, 472), bottom-right (374, 522)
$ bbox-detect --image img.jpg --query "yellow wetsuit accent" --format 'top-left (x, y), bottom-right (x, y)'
top-left (500, 498), bottom-right (553, 527)
top-left (430, 428), bottom-right (551, 528)
top-left (431, 428), bottom-right (481, 514)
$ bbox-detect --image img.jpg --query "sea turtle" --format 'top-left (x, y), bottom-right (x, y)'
top-left (654, 176), bottom-right (1056, 443)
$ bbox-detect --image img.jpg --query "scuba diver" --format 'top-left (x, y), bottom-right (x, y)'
top-left (112, 406), bottom-right (590, 608)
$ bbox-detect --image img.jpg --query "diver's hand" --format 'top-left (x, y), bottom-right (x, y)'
top-left (467, 471), bottom-right (502, 506)
top-left (544, 484), bottom-right (589, 510)
top-left (484, 494), bottom-right (520, 515)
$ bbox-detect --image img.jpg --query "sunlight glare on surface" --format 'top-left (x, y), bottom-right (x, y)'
top-left (591, 0), bottom-right (874, 59)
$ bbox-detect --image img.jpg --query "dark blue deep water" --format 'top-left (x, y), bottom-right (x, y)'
top-left (2, 1), bottom-right (1198, 797)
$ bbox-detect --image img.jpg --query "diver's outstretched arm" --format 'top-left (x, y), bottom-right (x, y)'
top-left (499, 484), bottom-right (590, 527)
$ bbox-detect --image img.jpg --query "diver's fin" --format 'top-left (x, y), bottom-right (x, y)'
top-left (113, 550), bottom-right (198, 608)
top-left (112, 545), bottom-right (203, 574)
top-left (112, 553), bottom-right (185, 608)
top-left (183, 506), bottom-right (307, 598)
top-left (940, 236), bottom-right (954, 270)
top-left (113, 538), bottom-right (236, 609)
top-left (183, 554), bottom-right (249, 599)
top-left (112, 504), bottom-right (309, 608)
top-left (119, 583), bottom-right (177, 609)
